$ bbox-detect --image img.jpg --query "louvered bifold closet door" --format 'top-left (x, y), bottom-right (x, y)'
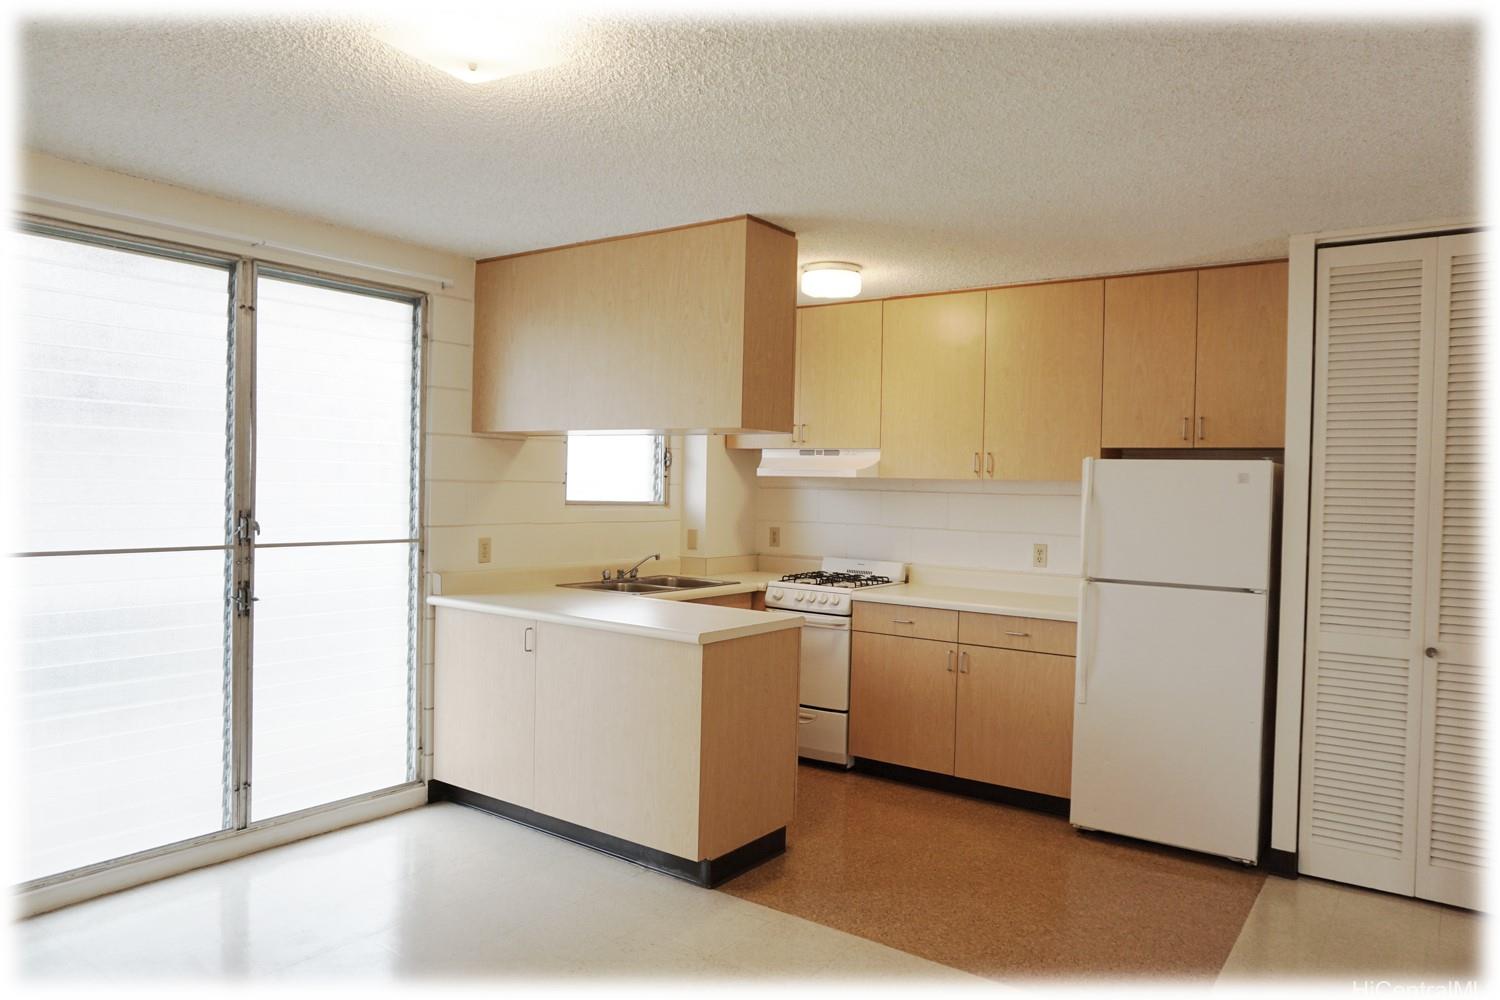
top-left (1299, 239), bottom-right (1437, 895)
top-left (1414, 234), bottom-right (1488, 909)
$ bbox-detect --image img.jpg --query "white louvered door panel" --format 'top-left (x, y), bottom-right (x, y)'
top-left (1415, 234), bottom-right (1487, 910)
top-left (1300, 239), bottom-right (1437, 895)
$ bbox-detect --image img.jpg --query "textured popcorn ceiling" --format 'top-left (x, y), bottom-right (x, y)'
top-left (21, 16), bottom-right (1478, 301)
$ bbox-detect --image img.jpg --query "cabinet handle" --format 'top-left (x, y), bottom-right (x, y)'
top-left (959, 650), bottom-right (969, 674)
top-left (1198, 415), bottom-right (1205, 441)
top-left (523, 625), bottom-right (534, 653)
top-left (797, 711), bottom-right (818, 724)
top-left (947, 649), bottom-right (955, 673)
top-left (985, 452), bottom-right (995, 477)
top-left (972, 452), bottom-right (981, 476)
top-left (890, 618), bottom-right (915, 625)
top-left (1181, 416), bottom-right (1189, 441)
top-left (1003, 630), bottom-right (1029, 637)
top-left (800, 423), bottom-right (808, 443)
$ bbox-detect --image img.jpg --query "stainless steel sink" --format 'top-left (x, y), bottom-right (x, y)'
top-left (633, 575), bottom-right (737, 589)
top-left (558, 580), bottom-right (678, 593)
top-left (557, 575), bottom-right (736, 594)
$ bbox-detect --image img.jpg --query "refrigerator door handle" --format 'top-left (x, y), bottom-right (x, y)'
top-left (1075, 581), bottom-right (1092, 704)
top-left (1079, 457), bottom-right (1095, 580)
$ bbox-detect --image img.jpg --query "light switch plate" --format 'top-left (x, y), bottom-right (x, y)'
top-left (769, 526), bottom-right (781, 548)
top-left (478, 537), bottom-right (492, 563)
top-left (1032, 543), bottom-right (1048, 568)
top-left (686, 528), bottom-right (699, 551)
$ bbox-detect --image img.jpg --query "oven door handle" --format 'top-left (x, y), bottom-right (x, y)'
top-left (801, 620), bottom-right (851, 630)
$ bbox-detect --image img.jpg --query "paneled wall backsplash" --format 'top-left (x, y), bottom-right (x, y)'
top-left (755, 479), bottom-right (1081, 576)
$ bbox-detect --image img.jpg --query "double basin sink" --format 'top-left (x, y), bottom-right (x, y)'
top-left (558, 575), bottom-right (737, 595)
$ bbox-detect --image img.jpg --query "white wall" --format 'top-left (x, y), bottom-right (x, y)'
top-left (756, 478), bottom-right (1081, 577)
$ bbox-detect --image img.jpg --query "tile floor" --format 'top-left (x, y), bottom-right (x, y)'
top-left (12, 771), bottom-right (1488, 986)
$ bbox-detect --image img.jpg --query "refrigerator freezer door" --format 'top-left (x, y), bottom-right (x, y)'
top-left (1082, 459), bottom-right (1275, 590)
top-left (1070, 581), bottom-right (1269, 862)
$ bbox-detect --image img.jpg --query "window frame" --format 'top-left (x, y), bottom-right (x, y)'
top-left (11, 214), bottom-right (430, 893)
top-left (563, 432), bottom-right (671, 507)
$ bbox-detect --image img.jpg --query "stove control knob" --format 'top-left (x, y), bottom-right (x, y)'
top-left (770, 589), bottom-right (783, 600)
top-left (793, 592), bottom-right (804, 602)
top-left (829, 596), bottom-right (843, 609)
top-left (817, 594), bottom-right (829, 604)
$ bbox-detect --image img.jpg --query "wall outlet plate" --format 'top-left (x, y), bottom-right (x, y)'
top-left (686, 528), bottom-right (699, 551)
top-left (769, 526), bottom-right (781, 548)
top-left (1032, 543), bottom-right (1048, 568)
top-left (478, 537), bottom-right (492, 564)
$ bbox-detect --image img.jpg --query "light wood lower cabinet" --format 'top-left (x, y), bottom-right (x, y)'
top-left (851, 605), bottom-right (1077, 797)
top-left (954, 646), bottom-right (1074, 797)
top-left (849, 631), bottom-right (957, 774)
top-left (432, 608), bottom-right (537, 808)
top-left (689, 592), bottom-right (755, 609)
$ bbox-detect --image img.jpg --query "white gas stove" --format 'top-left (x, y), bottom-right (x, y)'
top-left (764, 557), bottom-right (906, 616)
top-left (770, 558), bottom-right (907, 767)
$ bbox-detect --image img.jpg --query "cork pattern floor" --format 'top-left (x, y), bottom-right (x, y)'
top-left (721, 764), bottom-right (1269, 980)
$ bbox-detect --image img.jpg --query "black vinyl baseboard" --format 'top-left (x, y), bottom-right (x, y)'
top-left (426, 780), bottom-right (785, 888)
top-left (851, 758), bottom-right (1071, 818)
top-left (1263, 848), bottom-right (1299, 878)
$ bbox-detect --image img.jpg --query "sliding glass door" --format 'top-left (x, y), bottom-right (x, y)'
top-left (13, 228), bottom-right (236, 882)
top-left (11, 223), bottom-right (422, 885)
top-left (247, 272), bottom-right (420, 821)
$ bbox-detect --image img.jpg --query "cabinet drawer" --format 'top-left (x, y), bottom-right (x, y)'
top-left (853, 602), bottom-right (958, 642)
top-left (958, 612), bottom-right (1076, 656)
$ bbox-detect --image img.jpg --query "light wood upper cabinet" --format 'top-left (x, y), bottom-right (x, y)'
top-left (796, 300), bottom-right (883, 449)
top-left (879, 291), bottom-right (987, 479)
top-left (954, 646), bottom-right (1074, 797)
top-left (984, 280), bottom-right (1104, 480)
top-left (1195, 261), bottom-right (1289, 447)
top-left (850, 631), bottom-right (957, 774)
top-left (472, 215), bottom-right (797, 434)
top-left (432, 608), bottom-right (537, 808)
top-left (1101, 270), bottom-right (1199, 448)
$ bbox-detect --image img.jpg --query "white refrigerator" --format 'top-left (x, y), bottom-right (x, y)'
top-left (1071, 458), bottom-right (1277, 865)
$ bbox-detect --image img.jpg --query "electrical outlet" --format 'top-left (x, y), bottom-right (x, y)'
top-left (1032, 543), bottom-right (1048, 568)
top-left (477, 537), bottom-right (492, 564)
top-left (686, 528), bottom-right (699, 551)
top-left (769, 526), bottom-right (781, 548)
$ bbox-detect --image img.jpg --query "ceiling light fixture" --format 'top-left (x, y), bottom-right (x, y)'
top-left (373, 17), bottom-right (559, 84)
top-left (800, 262), bottom-right (863, 300)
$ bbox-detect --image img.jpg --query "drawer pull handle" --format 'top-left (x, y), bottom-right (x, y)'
top-left (1003, 631), bottom-right (1029, 637)
top-left (890, 618), bottom-right (915, 625)
top-left (797, 711), bottom-right (817, 724)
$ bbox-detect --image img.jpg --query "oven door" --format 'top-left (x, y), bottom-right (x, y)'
top-left (799, 611), bottom-right (851, 711)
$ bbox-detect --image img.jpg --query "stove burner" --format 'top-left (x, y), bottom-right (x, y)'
top-left (779, 570), bottom-right (895, 589)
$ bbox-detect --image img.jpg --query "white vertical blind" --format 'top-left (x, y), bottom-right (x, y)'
top-left (11, 228), bottom-right (234, 883)
top-left (249, 274), bottom-right (418, 822)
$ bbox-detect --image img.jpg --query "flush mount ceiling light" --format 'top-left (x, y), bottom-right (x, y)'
top-left (800, 262), bottom-right (863, 300)
top-left (373, 16), bottom-right (559, 84)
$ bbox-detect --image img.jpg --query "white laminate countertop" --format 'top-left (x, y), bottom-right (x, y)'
top-left (427, 587), bottom-right (801, 645)
top-left (852, 583), bottom-right (1079, 622)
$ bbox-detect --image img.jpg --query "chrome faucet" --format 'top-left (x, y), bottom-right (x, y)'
top-left (613, 553), bottom-right (660, 580)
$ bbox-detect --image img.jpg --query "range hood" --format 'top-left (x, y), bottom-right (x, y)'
top-left (757, 448), bottom-right (881, 478)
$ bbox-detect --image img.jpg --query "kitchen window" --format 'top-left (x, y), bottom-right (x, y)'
top-left (564, 433), bottom-right (668, 505)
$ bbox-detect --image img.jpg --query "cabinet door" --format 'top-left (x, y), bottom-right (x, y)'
top-left (690, 592), bottom-right (754, 609)
top-left (1101, 270), bottom-right (1198, 448)
top-left (879, 291), bottom-right (986, 479)
top-left (1195, 261), bottom-right (1289, 447)
top-left (984, 280), bottom-right (1103, 480)
top-left (432, 609), bottom-right (537, 807)
top-left (850, 632), bottom-right (957, 773)
top-left (954, 645), bottom-right (1074, 797)
top-left (797, 301), bottom-right (883, 448)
